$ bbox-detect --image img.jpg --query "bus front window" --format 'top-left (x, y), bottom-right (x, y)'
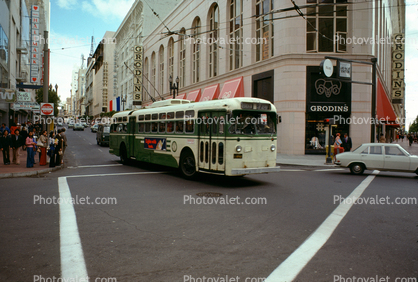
top-left (229, 112), bottom-right (275, 135)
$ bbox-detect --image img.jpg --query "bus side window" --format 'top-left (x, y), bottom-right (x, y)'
top-left (159, 122), bottom-right (166, 133)
top-left (176, 121), bottom-right (184, 133)
top-left (151, 122), bottom-right (158, 133)
top-left (123, 124), bottom-right (128, 132)
top-left (219, 116), bottom-right (225, 134)
top-left (138, 123), bottom-right (144, 133)
top-left (167, 121), bottom-right (174, 133)
top-left (145, 123), bottom-right (151, 133)
top-left (185, 120), bottom-right (194, 133)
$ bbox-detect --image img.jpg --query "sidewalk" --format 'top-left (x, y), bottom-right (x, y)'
top-left (0, 149), bottom-right (63, 179)
top-left (276, 140), bottom-right (418, 167)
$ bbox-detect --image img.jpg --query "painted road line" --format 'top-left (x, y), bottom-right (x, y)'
top-left (58, 177), bottom-right (88, 281)
top-left (265, 170), bottom-right (379, 282)
top-left (314, 168), bottom-right (345, 172)
top-left (280, 169), bottom-right (306, 172)
top-left (67, 164), bottom-right (123, 169)
top-left (66, 171), bottom-right (168, 178)
top-left (98, 149), bottom-right (103, 152)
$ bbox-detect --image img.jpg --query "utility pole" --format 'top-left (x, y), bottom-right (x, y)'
top-left (43, 30), bottom-right (49, 136)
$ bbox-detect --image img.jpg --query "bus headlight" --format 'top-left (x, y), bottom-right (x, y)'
top-left (236, 145), bottom-right (242, 152)
top-left (270, 145), bottom-right (276, 151)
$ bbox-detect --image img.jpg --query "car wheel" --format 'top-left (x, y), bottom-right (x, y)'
top-left (350, 163), bottom-right (365, 175)
top-left (179, 150), bottom-right (197, 179)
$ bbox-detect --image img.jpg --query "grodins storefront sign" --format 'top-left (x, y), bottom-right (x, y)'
top-left (306, 66), bottom-right (352, 115)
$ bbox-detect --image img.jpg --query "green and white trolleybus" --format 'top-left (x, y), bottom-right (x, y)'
top-left (109, 97), bottom-right (280, 178)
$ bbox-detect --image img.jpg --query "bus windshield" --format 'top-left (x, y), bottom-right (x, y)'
top-left (228, 111), bottom-right (276, 135)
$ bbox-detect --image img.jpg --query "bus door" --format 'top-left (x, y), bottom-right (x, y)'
top-left (198, 111), bottom-right (226, 172)
top-left (128, 116), bottom-right (136, 157)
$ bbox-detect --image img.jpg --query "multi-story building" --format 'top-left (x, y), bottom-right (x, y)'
top-left (87, 31), bottom-right (116, 118)
top-left (76, 68), bottom-right (86, 116)
top-left (0, 0), bottom-right (49, 126)
top-left (141, 0), bottom-right (405, 155)
top-left (113, 0), bottom-right (181, 110)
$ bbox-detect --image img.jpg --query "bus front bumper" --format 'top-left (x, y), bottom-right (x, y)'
top-left (231, 166), bottom-right (280, 175)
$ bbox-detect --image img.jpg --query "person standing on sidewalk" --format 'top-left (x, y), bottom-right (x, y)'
top-left (48, 131), bottom-right (57, 168)
top-left (54, 129), bottom-right (64, 166)
top-left (342, 133), bottom-right (352, 152)
top-left (60, 127), bottom-right (67, 164)
top-left (25, 131), bottom-right (37, 168)
top-left (38, 130), bottom-right (48, 166)
top-left (408, 134), bottom-right (413, 146)
top-left (11, 129), bottom-right (24, 165)
top-left (0, 130), bottom-right (12, 165)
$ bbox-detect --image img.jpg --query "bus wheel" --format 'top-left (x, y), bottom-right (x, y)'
top-left (120, 144), bottom-right (128, 164)
top-left (180, 150), bottom-right (197, 179)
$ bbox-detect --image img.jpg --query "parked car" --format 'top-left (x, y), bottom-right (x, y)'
top-left (73, 123), bottom-right (84, 131)
top-left (68, 121), bottom-right (75, 129)
top-left (335, 143), bottom-right (418, 175)
top-left (81, 122), bottom-right (89, 128)
top-left (91, 124), bottom-right (99, 132)
top-left (96, 124), bottom-right (110, 146)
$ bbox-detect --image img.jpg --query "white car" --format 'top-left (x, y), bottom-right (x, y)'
top-left (335, 143), bottom-right (418, 175)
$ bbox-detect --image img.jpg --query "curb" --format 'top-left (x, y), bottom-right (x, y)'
top-left (0, 165), bottom-right (64, 179)
top-left (276, 162), bottom-right (338, 168)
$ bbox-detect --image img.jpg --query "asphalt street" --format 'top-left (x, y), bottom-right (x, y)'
top-left (0, 127), bottom-right (417, 282)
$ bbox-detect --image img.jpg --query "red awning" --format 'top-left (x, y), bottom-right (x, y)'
top-left (187, 89), bottom-right (201, 102)
top-left (219, 76), bottom-right (244, 99)
top-left (376, 78), bottom-right (397, 122)
top-left (176, 93), bottom-right (186, 99)
top-left (200, 84), bottom-right (220, 102)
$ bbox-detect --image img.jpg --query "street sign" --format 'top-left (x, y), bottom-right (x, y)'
top-left (337, 61), bottom-right (352, 79)
top-left (40, 103), bottom-right (54, 115)
top-left (17, 92), bottom-right (31, 102)
top-left (12, 102), bottom-right (40, 110)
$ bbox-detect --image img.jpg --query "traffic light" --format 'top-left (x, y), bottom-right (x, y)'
top-left (324, 118), bottom-right (335, 125)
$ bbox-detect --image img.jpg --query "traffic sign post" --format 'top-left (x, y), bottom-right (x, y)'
top-left (40, 103), bottom-right (54, 116)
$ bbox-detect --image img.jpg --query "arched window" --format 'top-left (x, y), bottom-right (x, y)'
top-left (144, 57), bottom-right (149, 100)
top-left (178, 28), bottom-right (186, 88)
top-left (151, 52), bottom-right (156, 98)
top-left (255, 0), bottom-right (274, 61)
top-left (192, 18), bottom-right (201, 83)
top-left (229, 0), bottom-right (243, 70)
top-left (159, 45), bottom-right (165, 94)
top-left (168, 37), bottom-right (174, 79)
top-left (208, 4), bottom-right (219, 77)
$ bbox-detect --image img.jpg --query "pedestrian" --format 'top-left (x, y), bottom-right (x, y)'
top-left (61, 127), bottom-right (67, 164)
top-left (342, 133), bottom-right (352, 152)
top-left (11, 129), bottom-right (24, 165)
top-left (0, 123), bottom-right (10, 135)
top-left (408, 134), bottom-right (413, 146)
top-left (48, 131), bottom-right (57, 167)
top-left (0, 130), bottom-right (12, 165)
top-left (379, 133), bottom-right (386, 143)
top-left (25, 131), bottom-right (37, 168)
top-left (20, 124), bottom-right (28, 140)
top-left (400, 133), bottom-right (404, 142)
top-left (38, 130), bottom-right (48, 166)
top-left (55, 129), bottom-right (64, 166)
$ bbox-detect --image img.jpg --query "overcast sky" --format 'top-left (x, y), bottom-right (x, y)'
top-left (49, 0), bottom-right (418, 130)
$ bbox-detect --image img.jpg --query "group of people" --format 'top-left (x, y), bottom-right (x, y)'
top-left (334, 133), bottom-right (353, 152)
top-left (0, 122), bottom-right (67, 168)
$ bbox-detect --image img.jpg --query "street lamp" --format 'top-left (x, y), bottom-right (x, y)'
top-left (169, 75), bottom-right (179, 99)
top-left (121, 96), bottom-right (126, 111)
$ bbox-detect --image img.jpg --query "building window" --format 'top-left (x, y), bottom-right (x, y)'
top-left (168, 37), bottom-right (174, 79)
top-left (192, 17), bottom-right (201, 84)
top-left (255, 0), bottom-right (274, 61)
top-left (306, 0), bottom-right (348, 53)
top-left (159, 45), bottom-right (165, 94)
top-left (151, 52), bottom-right (156, 98)
top-left (208, 4), bottom-right (219, 77)
top-left (229, 0), bottom-right (243, 70)
top-left (179, 28), bottom-right (186, 88)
